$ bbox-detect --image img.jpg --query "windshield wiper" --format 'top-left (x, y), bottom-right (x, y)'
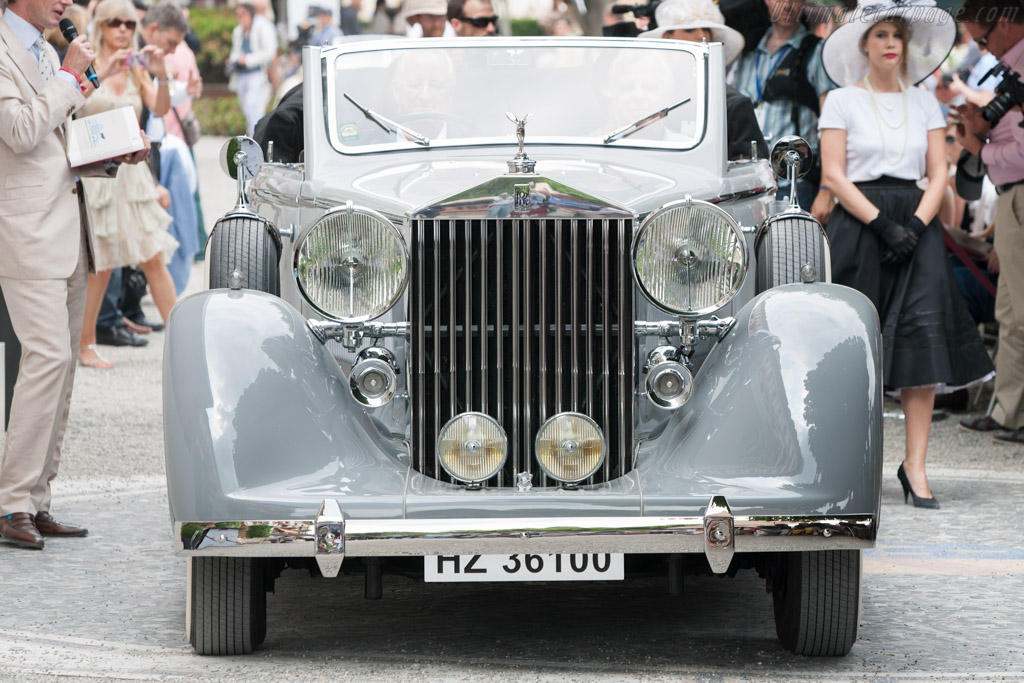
top-left (602, 98), bottom-right (691, 145)
top-left (343, 93), bottom-right (430, 146)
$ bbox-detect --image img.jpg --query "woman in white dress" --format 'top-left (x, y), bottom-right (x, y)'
top-left (819, 1), bottom-right (993, 508)
top-left (77, 0), bottom-right (178, 368)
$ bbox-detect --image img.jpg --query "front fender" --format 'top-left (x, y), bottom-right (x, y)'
top-left (163, 289), bottom-right (408, 523)
top-left (639, 283), bottom-right (883, 519)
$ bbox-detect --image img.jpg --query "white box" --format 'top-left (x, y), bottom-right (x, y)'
top-left (67, 105), bottom-right (144, 168)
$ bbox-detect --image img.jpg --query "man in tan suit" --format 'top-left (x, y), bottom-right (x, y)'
top-left (0, 0), bottom-right (149, 549)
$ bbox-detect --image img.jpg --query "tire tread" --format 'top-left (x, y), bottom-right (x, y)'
top-left (209, 214), bottom-right (280, 295)
top-left (773, 550), bottom-right (860, 656)
top-left (191, 557), bottom-right (266, 656)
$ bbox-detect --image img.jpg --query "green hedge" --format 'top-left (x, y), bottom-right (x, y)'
top-left (510, 18), bottom-right (542, 36)
top-left (191, 8), bottom-right (236, 85)
top-left (193, 95), bottom-right (248, 137)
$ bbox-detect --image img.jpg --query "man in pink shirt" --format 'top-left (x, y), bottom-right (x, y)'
top-left (956, 0), bottom-right (1024, 442)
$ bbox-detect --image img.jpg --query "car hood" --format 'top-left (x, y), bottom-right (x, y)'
top-left (292, 148), bottom-right (772, 219)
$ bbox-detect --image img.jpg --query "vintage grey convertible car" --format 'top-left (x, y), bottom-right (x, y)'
top-left (164, 37), bottom-right (881, 657)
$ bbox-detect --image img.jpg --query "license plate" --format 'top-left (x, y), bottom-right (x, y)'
top-left (424, 553), bottom-right (624, 582)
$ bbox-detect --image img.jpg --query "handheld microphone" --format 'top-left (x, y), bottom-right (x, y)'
top-left (58, 19), bottom-right (100, 89)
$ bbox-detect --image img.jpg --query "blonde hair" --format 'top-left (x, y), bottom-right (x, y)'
top-left (91, 0), bottom-right (150, 89)
top-left (90, 0), bottom-right (141, 53)
top-left (861, 18), bottom-right (912, 80)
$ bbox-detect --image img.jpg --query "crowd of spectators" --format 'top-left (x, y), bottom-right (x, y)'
top-left (32, 0), bottom-right (205, 367)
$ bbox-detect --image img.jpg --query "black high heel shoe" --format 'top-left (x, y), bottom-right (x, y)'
top-left (897, 464), bottom-right (940, 509)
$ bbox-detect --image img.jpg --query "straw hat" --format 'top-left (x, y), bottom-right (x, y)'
top-left (404, 0), bottom-right (447, 15)
top-left (822, 0), bottom-right (957, 88)
top-left (638, 0), bottom-right (745, 65)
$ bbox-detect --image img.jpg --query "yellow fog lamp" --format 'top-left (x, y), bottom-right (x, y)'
top-left (437, 413), bottom-right (508, 484)
top-left (534, 413), bottom-right (606, 484)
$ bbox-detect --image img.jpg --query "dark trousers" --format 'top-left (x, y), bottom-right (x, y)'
top-left (98, 268), bottom-right (145, 330)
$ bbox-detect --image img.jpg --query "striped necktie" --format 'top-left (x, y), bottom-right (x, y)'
top-left (34, 35), bottom-right (54, 81)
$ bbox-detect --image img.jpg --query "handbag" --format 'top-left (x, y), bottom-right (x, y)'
top-left (172, 106), bottom-right (202, 148)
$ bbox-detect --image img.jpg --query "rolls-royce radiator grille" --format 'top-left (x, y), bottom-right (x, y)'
top-left (410, 217), bottom-right (635, 487)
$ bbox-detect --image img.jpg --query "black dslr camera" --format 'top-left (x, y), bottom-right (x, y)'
top-left (980, 64), bottom-right (1024, 128)
top-left (604, 1), bottom-right (661, 37)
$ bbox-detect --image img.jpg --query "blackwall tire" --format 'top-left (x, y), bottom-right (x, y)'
top-left (772, 550), bottom-right (861, 656)
top-left (755, 216), bottom-right (828, 294)
top-left (191, 557), bottom-right (267, 656)
top-left (208, 213), bottom-right (281, 295)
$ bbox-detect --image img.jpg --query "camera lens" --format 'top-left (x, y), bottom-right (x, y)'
top-left (981, 93), bottom-right (1012, 124)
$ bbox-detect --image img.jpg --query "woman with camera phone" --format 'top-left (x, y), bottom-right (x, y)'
top-left (819, 0), bottom-right (993, 508)
top-left (76, 0), bottom-right (178, 369)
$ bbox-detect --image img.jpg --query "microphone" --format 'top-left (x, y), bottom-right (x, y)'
top-left (58, 19), bottom-right (100, 89)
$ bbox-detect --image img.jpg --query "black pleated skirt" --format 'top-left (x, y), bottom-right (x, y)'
top-left (826, 177), bottom-right (993, 390)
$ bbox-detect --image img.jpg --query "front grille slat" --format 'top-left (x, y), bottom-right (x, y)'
top-left (433, 220), bottom-right (442, 479)
top-left (412, 216), bottom-right (633, 486)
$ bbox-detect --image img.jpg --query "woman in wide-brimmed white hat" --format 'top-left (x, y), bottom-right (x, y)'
top-left (819, 0), bottom-right (992, 509)
top-left (640, 0), bottom-right (767, 159)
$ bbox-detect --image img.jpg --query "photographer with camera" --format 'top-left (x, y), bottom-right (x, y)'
top-left (729, 0), bottom-right (836, 218)
top-left (956, 0), bottom-right (1024, 443)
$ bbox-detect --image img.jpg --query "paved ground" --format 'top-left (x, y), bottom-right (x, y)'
top-left (0, 137), bottom-right (1022, 681)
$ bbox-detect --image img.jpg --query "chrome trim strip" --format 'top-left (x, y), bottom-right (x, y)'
top-left (175, 514), bottom-right (876, 559)
top-left (480, 219), bottom-right (488, 419)
top-left (571, 219), bottom-right (579, 412)
top-left (524, 217), bottom-right (532, 479)
top-left (416, 219), bottom-right (425, 476)
top-left (433, 219), bottom-right (441, 479)
top-left (618, 218), bottom-right (630, 477)
top-left (512, 218), bottom-right (521, 476)
top-left (601, 220), bottom-right (610, 481)
top-left (449, 226), bottom-right (456, 419)
top-left (540, 218), bottom-right (548, 431)
top-left (464, 219), bottom-right (472, 411)
top-left (585, 219), bottom-right (594, 423)
top-left (496, 221), bottom-right (503, 459)
top-left (555, 219), bottom-right (563, 415)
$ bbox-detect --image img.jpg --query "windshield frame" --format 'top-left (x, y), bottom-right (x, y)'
top-left (321, 37), bottom-right (711, 156)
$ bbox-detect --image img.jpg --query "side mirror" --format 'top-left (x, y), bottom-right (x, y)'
top-left (770, 136), bottom-right (813, 212)
top-left (220, 136), bottom-right (264, 212)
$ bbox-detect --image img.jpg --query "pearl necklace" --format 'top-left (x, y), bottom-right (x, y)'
top-left (864, 75), bottom-right (908, 165)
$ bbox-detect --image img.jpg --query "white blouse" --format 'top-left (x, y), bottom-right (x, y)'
top-left (818, 85), bottom-right (946, 183)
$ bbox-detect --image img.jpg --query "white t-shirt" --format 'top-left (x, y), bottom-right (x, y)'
top-left (818, 85), bottom-right (946, 183)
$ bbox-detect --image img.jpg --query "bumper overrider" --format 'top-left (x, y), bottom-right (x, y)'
top-left (175, 497), bottom-right (876, 576)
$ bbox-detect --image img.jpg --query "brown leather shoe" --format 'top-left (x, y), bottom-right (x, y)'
top-left (0, 512), bottom-right (44, 549)
top-left (35, 511), bottom-right (88, 537)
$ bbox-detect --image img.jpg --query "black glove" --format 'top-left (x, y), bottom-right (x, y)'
top-left (906, 215), bottom-right (929, 239)
top-left (869, 214), bottom-right (918, 264)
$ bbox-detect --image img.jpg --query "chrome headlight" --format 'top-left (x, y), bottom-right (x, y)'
top-left (295, 206), bottom-right (408, 323)
top-left (535, 413), bottom-right (606, 484)
top-left (437, 413), bottom-right (508, 484)
top-left (633, 199), bottom-right (747, 317)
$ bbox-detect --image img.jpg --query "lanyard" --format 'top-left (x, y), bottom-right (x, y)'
top-left (754, 44), bottom-right (792, 103)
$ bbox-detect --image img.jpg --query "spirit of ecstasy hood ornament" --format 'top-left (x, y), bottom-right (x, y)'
top-left (505, 112), bottom-right (536, 174)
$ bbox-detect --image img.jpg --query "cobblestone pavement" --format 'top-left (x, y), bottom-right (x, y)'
top-left (0, 138), bottom-right (1022, 681)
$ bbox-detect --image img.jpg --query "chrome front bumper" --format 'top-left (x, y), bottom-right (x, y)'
top-left (175, 496), bottom-right (875, 576)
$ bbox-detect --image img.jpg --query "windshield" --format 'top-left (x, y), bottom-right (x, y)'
top-left (326, 41), bottom-right (706, 153)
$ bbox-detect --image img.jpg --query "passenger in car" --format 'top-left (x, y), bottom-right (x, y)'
top-left (639, 0), bottom-right (768, 160)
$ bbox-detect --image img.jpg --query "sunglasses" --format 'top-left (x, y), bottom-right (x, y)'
top-left (458, 15), bottom-right (498, 28)
top-left (105, 18), bottom-right (137, 30)
top-left (977, 22), bottom-right (996, 47)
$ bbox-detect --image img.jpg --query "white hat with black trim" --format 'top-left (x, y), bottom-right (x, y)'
top-left (638, 0), bottom-right (745, 65)
top-left (822, 0), bottom-right (957, 88)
